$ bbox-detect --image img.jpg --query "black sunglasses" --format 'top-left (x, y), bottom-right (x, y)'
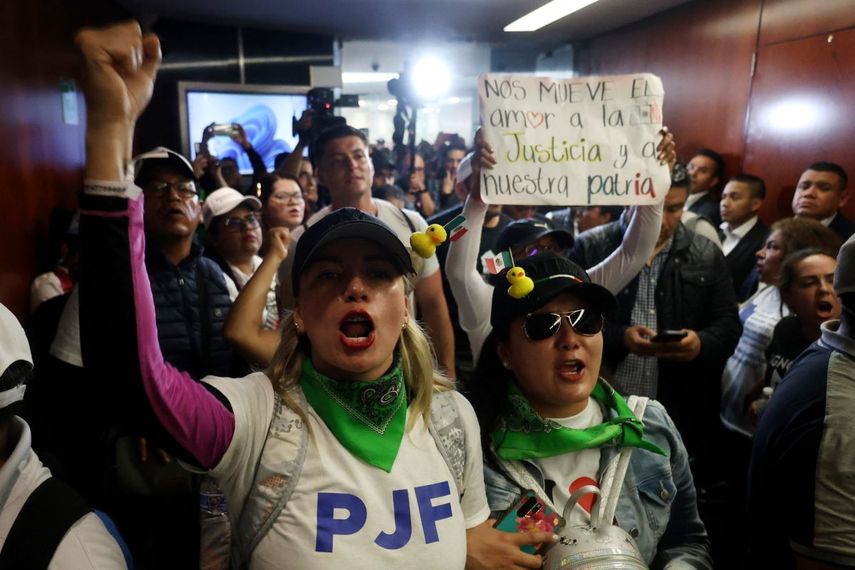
top-left (523, 308), bottom-right (604, 341)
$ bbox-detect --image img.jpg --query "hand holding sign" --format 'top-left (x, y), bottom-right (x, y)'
top-left (479, 73), bottom-right (670, 206)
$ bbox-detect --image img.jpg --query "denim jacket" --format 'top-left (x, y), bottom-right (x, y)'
top-left (484, 400), bottom-right (712, 569)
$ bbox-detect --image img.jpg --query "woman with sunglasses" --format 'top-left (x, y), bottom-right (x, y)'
top-left (446, 130), bottom-right (675, 361)
top-left (75, 22), bottom-right (556, 569)
top-left (468, 251), bottom-right (711, 568)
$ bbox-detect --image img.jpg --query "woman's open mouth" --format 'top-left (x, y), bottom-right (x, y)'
top-left (339, 310), bottom-right (375, 349)
top-left (557, 359), bottom-right (586, 382)
top-left (815, 299), bottom-right (836, 319)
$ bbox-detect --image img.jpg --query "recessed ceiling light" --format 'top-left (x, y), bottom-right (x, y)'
top-left (505, 0), bottom-right (601, 32)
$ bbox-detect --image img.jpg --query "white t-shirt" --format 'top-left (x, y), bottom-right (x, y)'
top-left (229, 255), bottom-right (280, 330)
top-left (30, 270), bottom-right (68, 312)
top-left (535, 400), bottom-right (604, 526)
top-left (204, 373), bottom-right (490, 570)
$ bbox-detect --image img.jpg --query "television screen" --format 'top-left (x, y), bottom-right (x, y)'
top-left (179, 82), bottom-right (309, 175)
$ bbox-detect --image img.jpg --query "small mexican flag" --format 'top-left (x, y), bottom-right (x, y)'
top-left (483, 250), bottom-right (514, 275)
top-left (445, 214), bottom-right (468, 242)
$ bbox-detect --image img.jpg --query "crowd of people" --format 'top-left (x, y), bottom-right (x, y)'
top-left (2, 19), bottom-right (854, 570)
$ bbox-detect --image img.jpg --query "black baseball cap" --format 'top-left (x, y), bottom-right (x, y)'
top-left (490, 251), bottom-right (617, 334)
top-left (495, 218), bottom-right (573, 255)
top-left (292, 208), bottom-right (415, 297)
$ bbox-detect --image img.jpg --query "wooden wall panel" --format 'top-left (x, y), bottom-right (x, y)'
top-left (0, 1), bottom-right (85, 320)
top-left (575, 0), bottom-right (855, 225)
top-left (743, 28), bottom-right (855, 222)
top-left (758, 0), bottom-right (855, 47)
top-left (574, 0), bottom-right (762, 177)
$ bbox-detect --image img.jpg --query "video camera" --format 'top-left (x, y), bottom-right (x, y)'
top-left (293, 88), bottom-right (360, 156)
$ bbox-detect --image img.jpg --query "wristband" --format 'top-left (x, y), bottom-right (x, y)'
top-left (83, 179), bottom-right (142, 200)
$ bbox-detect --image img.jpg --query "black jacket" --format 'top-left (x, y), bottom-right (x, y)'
top-left (571, 222), bottom-right (741, 451)
top-left (720, 219), bottom-right (769, 303)
top-left (688, 191), bottom-right (721, 227)
top-left (146, 243), bottom-right (242, 380)
top-left (828, 212), bottom-right (855, 241)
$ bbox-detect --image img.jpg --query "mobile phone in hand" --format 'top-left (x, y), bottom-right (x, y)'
top-left (495, 489), bottom-right (564, 554)
top-left (651, 329), bottom-right (688, 342)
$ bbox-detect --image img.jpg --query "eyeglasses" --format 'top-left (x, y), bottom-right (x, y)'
top-left (523, 309), bottom-right (604, 341)
top-left (520, 239), bottom-right (561, 258)
top-left (145, 180), bottom-right (198, 199)
top-left (222, 213), bottom-right (261, 232)
top-left (271, 191), bottom-right (304, 204)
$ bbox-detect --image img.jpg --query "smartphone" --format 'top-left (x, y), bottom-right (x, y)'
top-left (210, 122), bottom-right (238, 137)
top-left (651, 329), bottom-right (688, 342)
top-left (495, 490), bottom-right (565, 554)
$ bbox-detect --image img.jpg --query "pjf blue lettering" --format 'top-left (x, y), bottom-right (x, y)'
top-left (415, 482), bottom-right (453, 543)
top-left (374, 489), bottom-right (412, 550)
top-left (316, 492), bottom-right (367, 553)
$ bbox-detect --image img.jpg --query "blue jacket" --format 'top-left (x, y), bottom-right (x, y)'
top-left (483, 400), bottom-right (712, 569)
top-left (145, 242), bottom-right (240, 380)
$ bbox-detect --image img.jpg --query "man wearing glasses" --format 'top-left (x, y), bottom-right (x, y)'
top-left (133, 148), bottom-right (243, 379)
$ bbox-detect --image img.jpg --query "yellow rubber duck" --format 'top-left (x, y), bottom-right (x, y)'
top-left (506, 267), bottom-right (534, 299)
top-left (410, 224), bottom-right (448, 258)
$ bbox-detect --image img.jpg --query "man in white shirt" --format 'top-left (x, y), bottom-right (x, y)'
top-left (719, 174), bottom-right (769, 302)
top-left (280, 125), bottom-right (457, 377)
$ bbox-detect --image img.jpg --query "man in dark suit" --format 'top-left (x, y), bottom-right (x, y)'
top-left (792, 161), bottom-right (853, 241)
top-left (686, 148), bottom-right (725, 227)
top-left (719, 174), bottom-right (769, 302)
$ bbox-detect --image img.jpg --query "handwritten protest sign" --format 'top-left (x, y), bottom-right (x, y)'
top-left (478, 73), bottom-right (668, 206)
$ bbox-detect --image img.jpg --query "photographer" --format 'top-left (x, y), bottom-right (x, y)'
top-left (397, 151), bottom-right (436, 218)
top-left (220, 123), bottom-right (268, 193)
top-left (198, 123), bottom-right (267, 195)
top-left (431, 139), bottom-right (468, 211)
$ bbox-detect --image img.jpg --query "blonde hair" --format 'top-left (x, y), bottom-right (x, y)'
top-left (267, 293), bottom-right (451, 431)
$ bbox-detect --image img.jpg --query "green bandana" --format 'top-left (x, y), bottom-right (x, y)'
top-left (493, 380), bottom-right (667, 460)
top-left (300, 356), bottom-right (407, 472)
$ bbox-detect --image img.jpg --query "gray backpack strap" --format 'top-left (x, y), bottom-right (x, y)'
top-left (428, 390), bottom-right (466, 497)
top-left (233, 389), bottom-right (309, 569)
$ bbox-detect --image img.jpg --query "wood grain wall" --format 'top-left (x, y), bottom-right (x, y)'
top-left (0, 1), bottom-right (85, 320)
top-left (575, 0), bottom-right (855, 223)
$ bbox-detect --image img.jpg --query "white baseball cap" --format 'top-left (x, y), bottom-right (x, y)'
top-left (202, 187), bottom-right (262, 229)
top-left (132, 147), bottom-right (196, 183)
top-left (0, 303), bottom-right (32, 409)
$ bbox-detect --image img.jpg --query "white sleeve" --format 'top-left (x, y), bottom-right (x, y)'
top-left (693, 217), bottom-right (723, 249)
top-left (49, 513), bottom-right (128, 569)
top-left (445, 197), bottom-right (495, 361)
top-left (202, 372), bottom-right (276, 519)
top-left (452, 392), bottom-right (491, 529)
top-left (585, 203), bottom-right (662, 294)
top-left (30, 273), bottom-right (63, 312)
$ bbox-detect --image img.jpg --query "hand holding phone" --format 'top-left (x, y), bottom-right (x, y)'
top-left (494, 490), bottom-right (565, 554)
top-left (650, 329), bottom-right (688, 343)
